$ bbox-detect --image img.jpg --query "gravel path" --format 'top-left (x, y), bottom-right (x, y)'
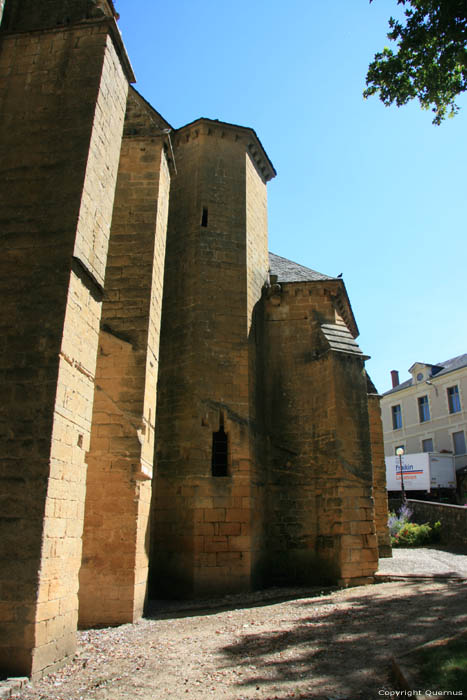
top-left (11, 575), bottom-right (467, 700)
top-left (377, 546), bottom-right (467, 577)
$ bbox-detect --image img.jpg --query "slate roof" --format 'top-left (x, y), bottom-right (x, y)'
top-left (269, 252), bottom-right (335, 283)
top-left (383, 378), bottom-right (413, 395)
top-left (321, 324), bottom-right (368, 359)
top-left (131, 87), bottom-right (173, 130)
top-left (383, 353), bottom-right (467, 396)
top-left (366, 373), bottom-right (379, 395)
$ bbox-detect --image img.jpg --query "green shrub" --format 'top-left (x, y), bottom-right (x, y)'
top-left (392, 522), bottom-right (432, 546)
top-left (388, 507), bottom-right (442, 547)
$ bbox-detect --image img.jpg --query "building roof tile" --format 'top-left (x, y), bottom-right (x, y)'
top-left (268, 252), bottom-right (335, 283)
top-left (321, 323), bottom-right (368, 358)
top-left (383, 353), bottom-right (467, 396)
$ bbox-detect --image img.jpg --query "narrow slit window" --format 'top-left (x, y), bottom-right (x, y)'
top-left (211, 426), bottom-right (228, 476)
top-left (201, 207), bottom-right (208, 227)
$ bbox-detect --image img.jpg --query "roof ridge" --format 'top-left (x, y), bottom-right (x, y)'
top-left (382, 352), bottom-right (467, 396)
top-left (435, 352), bottom-right (467, 367)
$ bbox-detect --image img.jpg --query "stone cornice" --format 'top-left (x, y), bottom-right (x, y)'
top-left (275, 278), bottom-right (360, 339)
top-left (0, 15), bottom-right (135, 84)
top-left (104, 16), bottom-right (136, 83)
top-left (174, 118), bottom-right (277, 183)
top-left (331, 280), bottom-right (359, 339)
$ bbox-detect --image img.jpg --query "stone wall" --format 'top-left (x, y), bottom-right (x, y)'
top-left (246, 154), bottom-right (269, 331)
top-left (408, 500), bottom-right (467, 548)
top-left (151, 122), bottom-right (274, 597)
top-left (0, 0), bottom-right (116, 32)
top-left (367, 392), bottom-right (391, 557)
top-left (261, 282), bottom-right (379, 586)
top-left (79, 89), bottom-right (170, 627)
top-left (0, 0), bottom-right (387, 678)
top-left (0, 4), bottom-right (130, 677)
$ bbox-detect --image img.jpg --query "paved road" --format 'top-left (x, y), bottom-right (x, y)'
top-left (377, 546), bottom-right (467, 577)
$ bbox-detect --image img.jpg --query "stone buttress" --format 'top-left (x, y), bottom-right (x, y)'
top-left (0, 0), bottom-right (133, 677)
top-left (78, 88), bottom-right (171, 627)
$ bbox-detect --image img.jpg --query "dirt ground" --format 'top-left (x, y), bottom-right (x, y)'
top-left (11, 578), bottom-right (467, 700)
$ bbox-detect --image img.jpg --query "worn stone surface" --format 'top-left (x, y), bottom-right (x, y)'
top-left (151, 122), bottom-right (274, 598)
top-left (408, 500), bottom-right (467, 548)
top-left (0, 0), bottom-right (116, 32)
top-left (79, 89), bottom-right (170, 627)
top-left (0, 0), bottom-right (388, 680)
top-left (0, 1), bottom-right (128, 678)
top-left (150, 120), bottom-right (381, 597)
top-left (260, 283), bottom-right (379, 586)
top-left (368, 393), bottom-right (392, 557)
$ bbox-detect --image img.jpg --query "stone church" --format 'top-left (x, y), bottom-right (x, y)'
top-left (0, 0), bottom-right (390, 680)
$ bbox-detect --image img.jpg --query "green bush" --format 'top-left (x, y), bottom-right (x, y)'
top-left (389, 508), bottom-right (442, 547)
top-left (392, 522), bottom-right (432, 546)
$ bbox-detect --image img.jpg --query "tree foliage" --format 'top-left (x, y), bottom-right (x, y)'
top-left (364, 0), bottom-right (467, 124)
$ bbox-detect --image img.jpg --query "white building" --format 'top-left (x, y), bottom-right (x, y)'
top-left (380, 354), bottom-right (467, 475)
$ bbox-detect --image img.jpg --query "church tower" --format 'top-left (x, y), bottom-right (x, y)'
top-left (150, 119), bottom-right (275, 597)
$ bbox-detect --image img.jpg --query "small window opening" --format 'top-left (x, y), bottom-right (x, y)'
top-left (212, 423), bottom-right (228, 476)
top-left (392, 404), bottom-right (402, 430)
top-left (201, 207), bottom-right (208, 227)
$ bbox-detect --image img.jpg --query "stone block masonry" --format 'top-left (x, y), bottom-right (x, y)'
top-left (151, 121), bottom-right (275, 598)
top-left (0, 1), bottom-right (132, 678)
top-left (408, 500), bottom-right (467, 548)
top-left (79, 89), bottom-right (171, 626)
top-left (0, 0), bottom-right (388, 680)
top-left (368, 392), bottom-right (392, 557)
top-left (260, 282), bottom-right (379, 586)
top-left (0, 0), bottom-right (119, 33)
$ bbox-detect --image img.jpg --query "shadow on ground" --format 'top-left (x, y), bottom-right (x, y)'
top-left (145, 586), bottom-right (338, 621)
top-left (216, 581), bottom-right (467, 698)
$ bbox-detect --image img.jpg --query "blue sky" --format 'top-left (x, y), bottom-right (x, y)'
top-left (117, 0), bottom-right (467, 394)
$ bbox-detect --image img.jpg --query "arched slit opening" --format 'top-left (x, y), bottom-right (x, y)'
top-left (211, 415), bottom-right (228, 477)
